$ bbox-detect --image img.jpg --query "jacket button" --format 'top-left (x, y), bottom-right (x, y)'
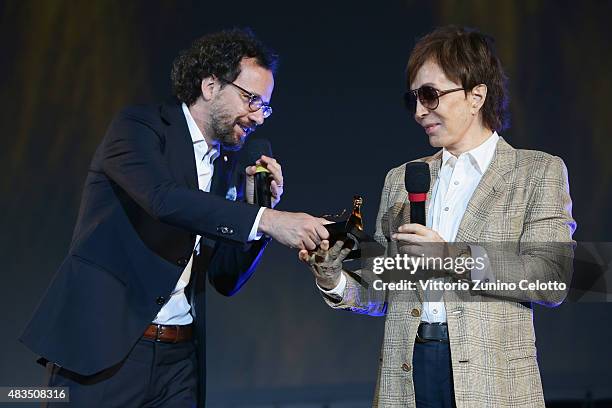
top-left (401, 363), bottom-right (411, 372)
top-left (177, 258), bottom-right (188, 266)
top-left (411, 308), bottom-right (421, 317)
top-left (156, 296), bottom-right (166, 305)
top-left (217, 226), bottom-right (234, 235)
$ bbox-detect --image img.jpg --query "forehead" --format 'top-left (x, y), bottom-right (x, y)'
top-left (410, 59), bottom-right (458, 89)
top-left (233, 58), bottom-right (275, 102)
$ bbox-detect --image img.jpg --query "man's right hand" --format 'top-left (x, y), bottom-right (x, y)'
top-left (258, 208), bottom-right (330, 250)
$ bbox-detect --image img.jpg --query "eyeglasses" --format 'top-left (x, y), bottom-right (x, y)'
top-left (404, 85), bottom-right (465, 112)
top-left (221, 80), bottom-right (273, 119)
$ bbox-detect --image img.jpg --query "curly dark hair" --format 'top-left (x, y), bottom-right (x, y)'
top-left (407, 26), bottom-right (510, 132)
top-left (171, 28), bottom-right (278, 106)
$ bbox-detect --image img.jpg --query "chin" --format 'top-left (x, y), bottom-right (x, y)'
top-left (428, 134), bottom-right (444, 148)
top-left (428, 131), bottom-right (457, 149)
top-left (218, 131), bottom-right (247, 151)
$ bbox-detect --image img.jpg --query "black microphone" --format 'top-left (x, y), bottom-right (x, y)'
top-left (244, 138), bottom-right (273, 208)
top-left (404, 162), bottom-right (430, 225)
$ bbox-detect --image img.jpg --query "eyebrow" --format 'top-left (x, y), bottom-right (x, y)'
top-left (414, 82), bottom-right (438, 88)
top-left (410, 82), bottom-right (450, 91)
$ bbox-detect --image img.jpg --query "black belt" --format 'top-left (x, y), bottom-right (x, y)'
top-left (416, 322), bottom-right (449, 343)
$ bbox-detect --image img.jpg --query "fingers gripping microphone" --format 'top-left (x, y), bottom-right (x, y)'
top-left (245, 138), bottom-right (273, 208)
top-left (404, 162), bottom-right (430, 225)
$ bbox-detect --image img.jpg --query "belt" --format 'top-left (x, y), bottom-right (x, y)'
top-left (416, 322), bottom-right (449, 343)
top-left (143, 324), bottom-right (193, 343)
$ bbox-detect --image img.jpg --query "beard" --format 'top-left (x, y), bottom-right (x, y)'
top-left (209, 100), bottom-right (246, 151)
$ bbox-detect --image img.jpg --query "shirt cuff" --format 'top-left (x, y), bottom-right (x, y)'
top-left (317, 272), bottom-right (347, 298)
top-left (247, 207), bottom-right (266, 241)
top-left (469, 244), bottom-right (493, 283)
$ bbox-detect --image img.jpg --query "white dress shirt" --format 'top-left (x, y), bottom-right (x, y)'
top-left (321, 132), bottom-right (499, 323)
top-left (153, 103), bottom-right (265, 325)
top-left (421, 131), bottom-right (498, 322)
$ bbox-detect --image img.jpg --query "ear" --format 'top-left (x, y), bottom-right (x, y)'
top-left (470, 84), bottom-right (488, 113)
top-left (200, 76), bottom-right (217, 101)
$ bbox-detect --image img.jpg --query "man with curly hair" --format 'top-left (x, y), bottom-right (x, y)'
top-left (21, 28), bottom-right (329, 407)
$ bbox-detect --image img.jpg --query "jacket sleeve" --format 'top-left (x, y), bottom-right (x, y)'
top-left (468, 156), bottom-right (576, 306)
top-left (206, 238), bottom-right (271, 296)
top-left (101, 108), bottom-right (260, 245)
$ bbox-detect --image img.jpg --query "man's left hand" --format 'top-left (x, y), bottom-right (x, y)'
top-left (245, 155), bottom-right (284, 208)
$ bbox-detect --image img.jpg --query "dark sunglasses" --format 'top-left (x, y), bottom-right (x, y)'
top-left (404, 85), bottom-right (465, 112)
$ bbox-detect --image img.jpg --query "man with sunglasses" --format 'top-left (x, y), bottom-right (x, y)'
top-left (301, 26), bottom-right (575, 407)
top-left (20, 28), bottom-right (329, 407)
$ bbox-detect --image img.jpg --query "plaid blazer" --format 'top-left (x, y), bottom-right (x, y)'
top-left (323, 138), bottom-right (576, 408)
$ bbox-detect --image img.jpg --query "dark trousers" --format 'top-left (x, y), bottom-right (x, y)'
top-left (43, 338), bottom-right (197, 408)
top-left (412, 340), bottom-right (456, 408)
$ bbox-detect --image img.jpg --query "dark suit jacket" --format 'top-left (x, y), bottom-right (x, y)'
top-left (20, 97), bottom-right (268, 405)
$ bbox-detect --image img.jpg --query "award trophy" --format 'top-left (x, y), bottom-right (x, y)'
top-left (324, 196), bottom-right (385, 260)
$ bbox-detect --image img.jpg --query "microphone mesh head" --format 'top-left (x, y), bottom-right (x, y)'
top-left (243, 138), bottom-right (273, 165)
top-left (404, 161), bottom-right (430, 193)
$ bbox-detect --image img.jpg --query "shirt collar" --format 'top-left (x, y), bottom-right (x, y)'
top-left (441, 131), bottom-right (499, 174)
top-left (182, 102), bottom-right (220, 162)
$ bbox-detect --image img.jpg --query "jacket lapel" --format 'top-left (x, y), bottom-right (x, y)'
top-left (425, 151), bottom-right (442, 225)
top-left (455, 137), bottom-right (516, 242)
top-left (160, 98), bottom-right (199, 190)
top-left (159, 98), bottom-right (237, 197)
top-left (210, 149), bottom-right (235, 198)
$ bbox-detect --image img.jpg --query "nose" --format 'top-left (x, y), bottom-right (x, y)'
top-left (414, 98), bottom-right (429, 121)
top-left (248, 109), bottom-right (265, 126)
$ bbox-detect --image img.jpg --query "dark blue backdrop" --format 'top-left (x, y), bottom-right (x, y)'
top-left (1, 1), bottom-right (611, 405)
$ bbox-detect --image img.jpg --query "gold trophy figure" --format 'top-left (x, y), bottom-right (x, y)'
top-left (324, 196), bottom-right (384, 260)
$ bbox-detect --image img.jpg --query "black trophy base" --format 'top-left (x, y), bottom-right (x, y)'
top-left (324, 222), bottom-right (384, 260)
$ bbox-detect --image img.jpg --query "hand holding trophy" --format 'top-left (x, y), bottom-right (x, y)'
top-left (323, 195), bottom-right (384, 260)
top-left (299, 195), bottom-right (384, 290)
